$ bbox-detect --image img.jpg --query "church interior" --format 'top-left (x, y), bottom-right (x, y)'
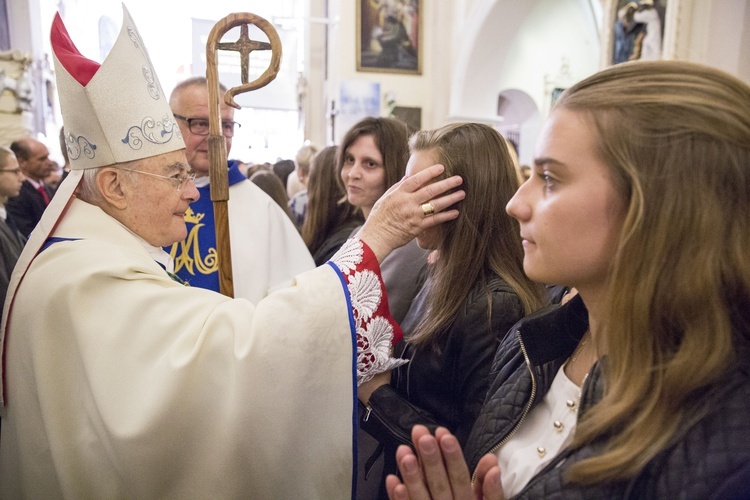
top-left (1, 1), bottom-right (750, 497)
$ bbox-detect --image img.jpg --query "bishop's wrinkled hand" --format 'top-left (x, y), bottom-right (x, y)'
top-left (359, 164), bottom-right (464, 264)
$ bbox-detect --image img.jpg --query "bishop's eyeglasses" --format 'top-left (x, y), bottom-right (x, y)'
top-left (173, 114), bottom-right (240, 138)
top-left (129, 169), bottom-right (197, 192)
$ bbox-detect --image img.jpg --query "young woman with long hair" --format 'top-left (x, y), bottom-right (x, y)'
top-left (385, 60), bottom-right (750, 499)
top-left (358, 123), bottom-right (544, 497)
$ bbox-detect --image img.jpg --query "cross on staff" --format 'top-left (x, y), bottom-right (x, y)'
top-left (205, 13), bottom-right (282, 297)
top-left (216, 25), bottom-right (271, 90)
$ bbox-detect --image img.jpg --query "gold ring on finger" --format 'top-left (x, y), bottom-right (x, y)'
top-left (421, 202), bottom-right (435, 217)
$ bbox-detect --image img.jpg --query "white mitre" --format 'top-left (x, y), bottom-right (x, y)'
top-left (54, 5), bottom-right (184, 169)
top-left (0, 4), bottom-right (184, 408)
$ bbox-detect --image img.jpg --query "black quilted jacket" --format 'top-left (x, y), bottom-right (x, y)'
top-left (464, 295), bottom-right (750, 499)
top-left (360, 273), bottom-right (524, 497)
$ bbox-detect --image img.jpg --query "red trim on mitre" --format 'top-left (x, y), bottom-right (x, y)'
top-left (50, 13), bottom-right (101, 86)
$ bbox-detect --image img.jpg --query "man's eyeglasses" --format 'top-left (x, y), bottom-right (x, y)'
top-left (173, 114), bottom-right (240, 138)
top-left (0, 168), bottom-right (23, 176)
top-left (128, 169), bottom-right (196, 192)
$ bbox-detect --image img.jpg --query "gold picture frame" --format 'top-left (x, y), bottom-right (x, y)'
top-left (357, 0), bottom-right (422, 75)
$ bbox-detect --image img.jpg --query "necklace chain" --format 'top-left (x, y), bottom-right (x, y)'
top-left (569, 330), bottom-right (590, 365)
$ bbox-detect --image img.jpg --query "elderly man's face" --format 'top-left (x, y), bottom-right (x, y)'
top-left (120, 150), bottom-right (199, 247)
top-left (171, 85), bottom-right (235, 178)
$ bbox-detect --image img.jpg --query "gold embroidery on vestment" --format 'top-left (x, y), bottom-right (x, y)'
top-left (168, 207), bottom-right (218, 275)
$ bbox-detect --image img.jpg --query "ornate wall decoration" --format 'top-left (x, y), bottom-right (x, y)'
top-left (0, 50), bottom-right (34, 114)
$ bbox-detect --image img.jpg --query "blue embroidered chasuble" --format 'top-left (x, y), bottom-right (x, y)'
top-left (165, 161), bottom-right (245, 291)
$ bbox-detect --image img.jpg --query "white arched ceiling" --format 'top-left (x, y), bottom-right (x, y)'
top-left (496, 88), bottom-right (538, 125)
top-left (449, 0), bottom-right (601, 127)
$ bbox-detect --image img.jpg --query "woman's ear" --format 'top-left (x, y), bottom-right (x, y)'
top-left (97, 168), bottom-right (129, 210)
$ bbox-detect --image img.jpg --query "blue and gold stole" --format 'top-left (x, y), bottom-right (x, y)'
top-left (165, 161), bottom-right (246, 292)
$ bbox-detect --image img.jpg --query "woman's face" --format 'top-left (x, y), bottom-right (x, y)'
top-left (506, 108), bottom-right (627, 297)
top-left (340, 134), bottom-right (387, 219)
top-left (406, 148), bottom-right (442, 250)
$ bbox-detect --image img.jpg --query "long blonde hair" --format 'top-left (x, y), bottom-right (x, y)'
top-left (557, 61), bottom-right (750, 483)
top-left (408, 123), bottom-right (543, 346)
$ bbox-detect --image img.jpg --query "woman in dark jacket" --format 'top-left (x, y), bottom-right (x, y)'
top-left (358, 123), bottom-right (544, 497)
top-left (384, 61), bottom-right (750, 499)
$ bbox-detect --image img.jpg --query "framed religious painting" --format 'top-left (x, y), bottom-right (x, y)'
top-left (357, 0), bottom-right (422, 75)
top-left (608, 0), bottom-right (668, 65)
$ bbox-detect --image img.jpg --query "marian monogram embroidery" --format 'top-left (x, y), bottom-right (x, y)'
top-left (168, 208), bottom-right (218, 275)
top-left (331, 239), bottom-right (407, 385)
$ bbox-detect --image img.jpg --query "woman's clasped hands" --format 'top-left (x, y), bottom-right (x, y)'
top-left (386, 425), bottom-right (505, 500)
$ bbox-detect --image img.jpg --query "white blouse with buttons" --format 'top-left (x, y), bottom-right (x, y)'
top-left (495, 363), bottom-right (581, 497)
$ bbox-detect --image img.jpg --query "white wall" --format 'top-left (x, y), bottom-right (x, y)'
top-left (449, 0), bottom-right (600, 163)
top-left (688, 0), bottom-right (750, 83)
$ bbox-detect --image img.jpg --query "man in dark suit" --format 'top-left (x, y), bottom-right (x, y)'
top-left (8, 138), bottom-right (57, 237)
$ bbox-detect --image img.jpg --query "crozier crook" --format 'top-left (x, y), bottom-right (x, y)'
top-left (205, 13), bottom-right (282, 297)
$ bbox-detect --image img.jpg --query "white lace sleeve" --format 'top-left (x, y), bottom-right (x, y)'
top-left (330, 239), bottom-right (408, 385)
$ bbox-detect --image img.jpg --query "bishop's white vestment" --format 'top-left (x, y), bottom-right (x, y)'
top-left (0, 198), bottom-right (401, 499)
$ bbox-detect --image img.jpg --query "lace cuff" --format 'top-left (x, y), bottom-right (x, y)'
top-left (330, 238), bottom-right (407, 385)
